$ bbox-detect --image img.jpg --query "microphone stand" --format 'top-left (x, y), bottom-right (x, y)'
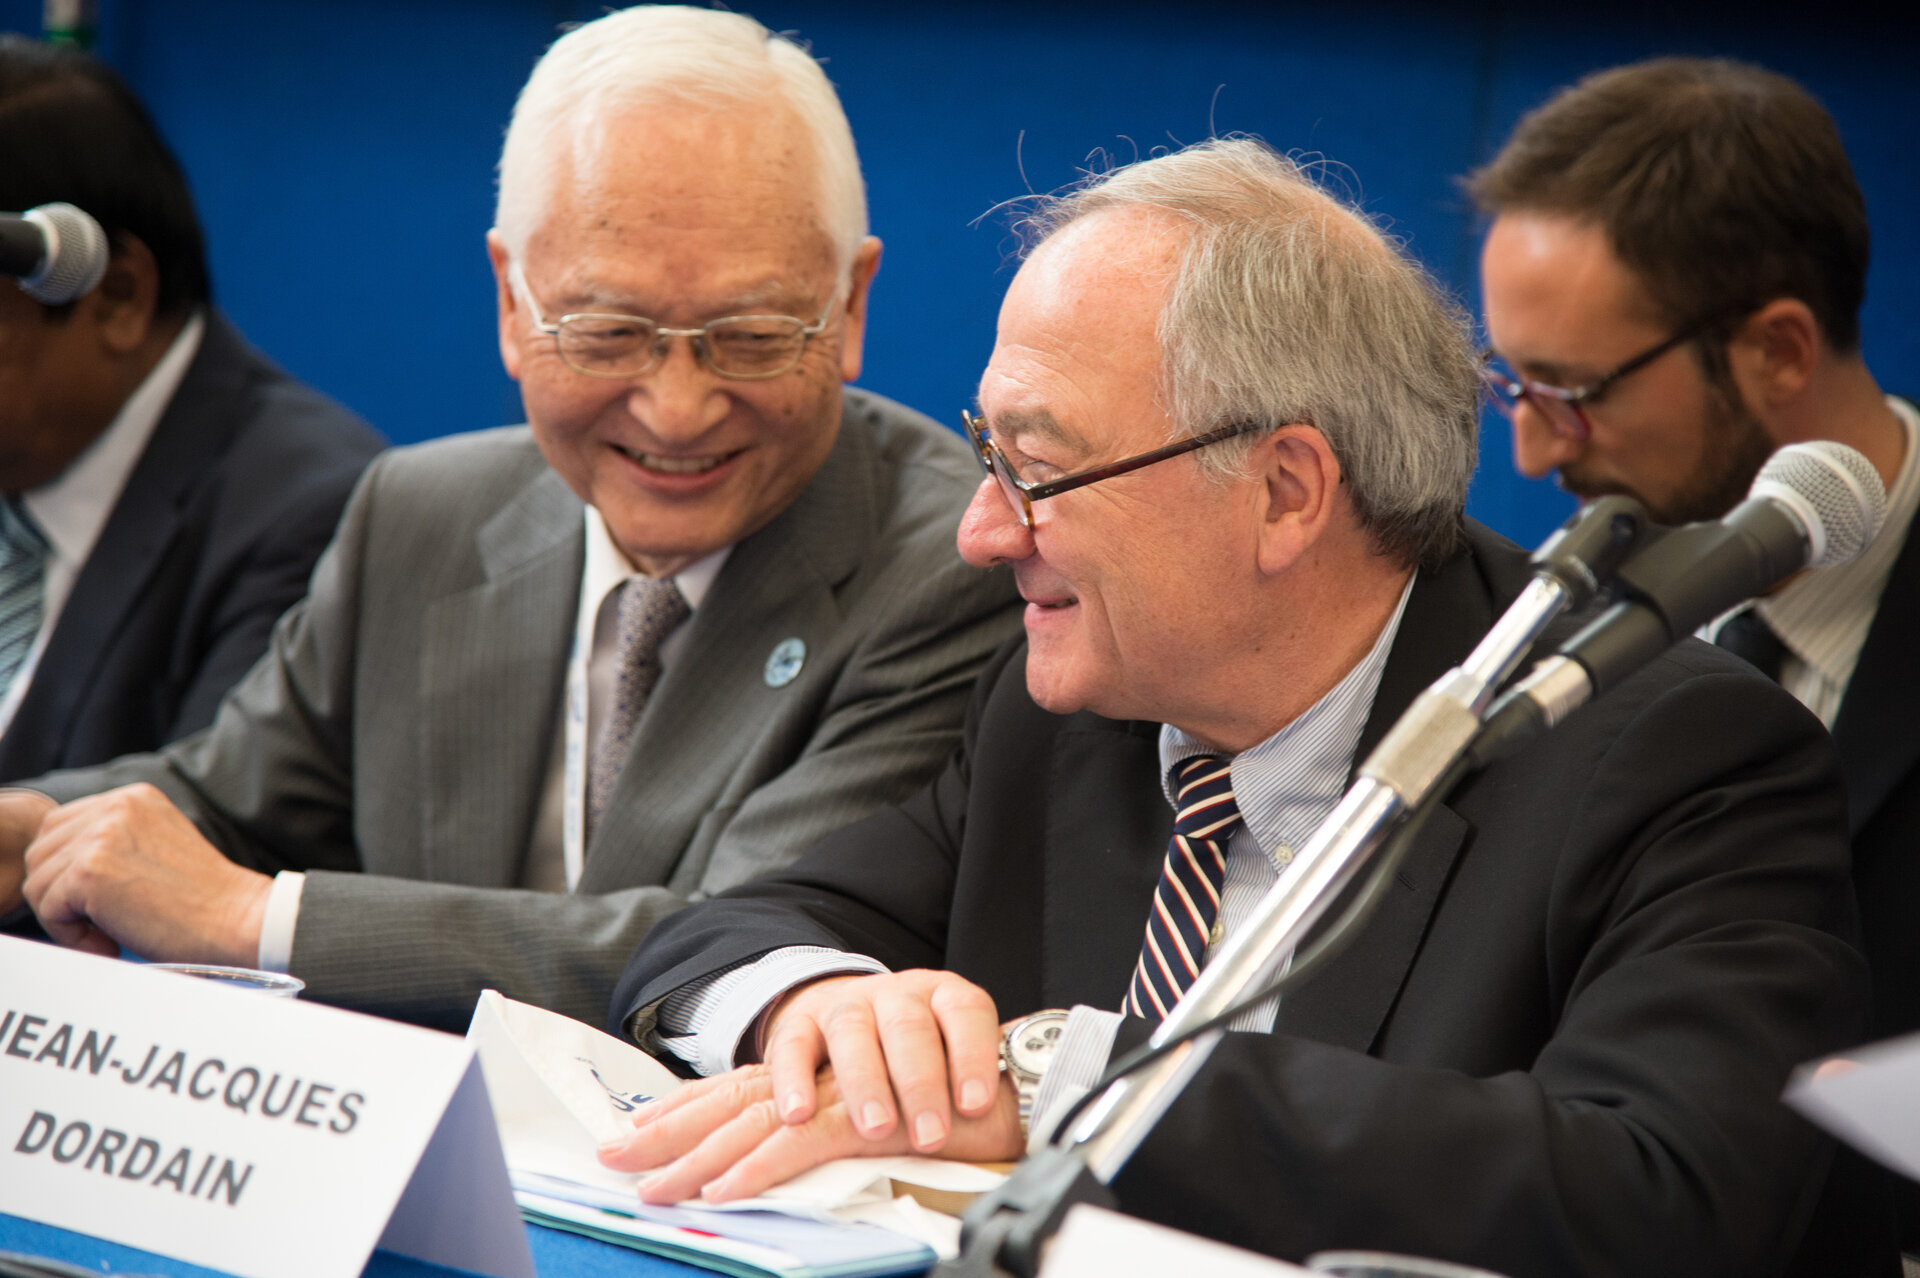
top-left (934, 499), bottom-right (1646, 1278)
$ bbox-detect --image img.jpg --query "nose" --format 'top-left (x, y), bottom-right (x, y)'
top-left (1508, 401), bottom-right (1584, 480)
top-left (625, 334), bottom-right (728, 444)
top-left (957, 478), bottom-right (1035, 568)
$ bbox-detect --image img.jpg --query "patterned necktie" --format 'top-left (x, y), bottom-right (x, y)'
top-left (1716, 606), bottom-right (1785, 684)
top-left (1127, 754), bottom-right (1243, 1020)
top-left (0, 499), bottom-right (50, 699)
top-left (587, 575), bottom-right (691, 835)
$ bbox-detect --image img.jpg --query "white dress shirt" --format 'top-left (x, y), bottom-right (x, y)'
top-left (0, 312), bottom-right (206, 737)
top-left (651, 575), bottom-right (1415, 1110)
top-left (1706, 396), bottom-right (1920, 727)
top-left (256, 504), bottom-right (729, 970)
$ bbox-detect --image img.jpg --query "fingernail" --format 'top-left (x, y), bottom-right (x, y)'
top-left (597, 1140), bottom-right (625, 1158)
top-left (781, 1091), bottom-right (805, 1122)
top-left (702, 1176), bottom-right (733, 1202)
top-left (861, 1101), bottom-right (890, 1133)
top-left (913, 1112), bottom-right (944, 1148)
top-left (960, 1080), bottom-right (988, 1111)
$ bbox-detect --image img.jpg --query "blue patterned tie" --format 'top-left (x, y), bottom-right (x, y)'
top-left (1127, 754), bottom-right (1242, 1020)
top-left (587, 575), bottom-right (690, 836)
top-left (0, 499), bottom-right (49, 698)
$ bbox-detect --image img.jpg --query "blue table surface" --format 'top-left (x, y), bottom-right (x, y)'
top-left (0, 1212), bottom-right (714, 1278)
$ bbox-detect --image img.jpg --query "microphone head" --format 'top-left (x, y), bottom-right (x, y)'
top-left (1747, 440), bottom-right (1887, 571)
top-left (19, 202), bottom-right (108, 305)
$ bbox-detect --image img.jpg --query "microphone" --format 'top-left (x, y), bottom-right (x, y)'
top-left (0, 203), bottom-right (109, 305)
top-left (1474, 441), bottom-right (1886, 762)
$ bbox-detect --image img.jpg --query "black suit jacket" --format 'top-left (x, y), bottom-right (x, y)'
top-left (0, 310), bottom-right (383, 781)
top-left (615, 523), bottom-right (1878, 1278)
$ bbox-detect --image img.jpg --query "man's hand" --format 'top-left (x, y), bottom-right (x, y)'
top-left (760, 970), bottom-right (1005, 1148)
top-left (0, 789), bottom-right (57, 915)
top-left (600, 1060), bottom-right (1023, 1205)
top-left (597, 969), bottom-right (1021, 1204)
top-left (21, 783), bottom-right (272, 964)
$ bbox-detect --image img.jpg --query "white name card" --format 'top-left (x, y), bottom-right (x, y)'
top-left (0, 935), bottom-right (533, 1278)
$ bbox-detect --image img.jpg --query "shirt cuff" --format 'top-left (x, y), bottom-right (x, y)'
top-left (653, 945), bottom-right (889, 1078)
top-left (1027, 1004), bottom-right (1123, 1154)
top-left (255, 871), bottom-right (305, 973)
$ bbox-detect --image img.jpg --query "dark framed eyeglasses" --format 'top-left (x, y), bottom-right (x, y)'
top-left (960, 410), bottom-right (1268, 528)
top-left (1480, 308), bottom-right (1749, 441)
top-left (510, 260), bottom-right (838, 381)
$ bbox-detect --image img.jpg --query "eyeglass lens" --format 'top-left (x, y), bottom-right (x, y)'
top-left (1480, 365), bottom-right (1587, 439)
top-left (556, 315), bottom-right (812, 379)
top-left (963, 413), bottom-right (1035, 527)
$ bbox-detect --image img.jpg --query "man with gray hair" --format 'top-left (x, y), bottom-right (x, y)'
top-left (603, 137), bottom-right (1868, 1275)
top-left (0, 5), bottom-right (1019, 1029)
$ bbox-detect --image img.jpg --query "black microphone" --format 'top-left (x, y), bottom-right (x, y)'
top-left (1, 203), bottom-right (109, 305)
top-left (1474, 441), bottom-right (1886, 762)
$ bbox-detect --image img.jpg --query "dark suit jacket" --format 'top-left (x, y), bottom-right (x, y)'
top-left (35, 392), bottom-right (1023, 1030)
top-left (1825, 408), bottom-right (1920, 1248)
top-left (614, 522), bottom-right (1877, 1278)
top-left (0, 310), bottom-right (383, 781)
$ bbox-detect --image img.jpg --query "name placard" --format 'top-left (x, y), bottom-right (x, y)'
top-left (0, 936), bottom-right (533, 1278)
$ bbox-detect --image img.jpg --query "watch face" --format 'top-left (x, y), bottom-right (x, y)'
top-left (1007, 1016), bottom-right (1066, 1074)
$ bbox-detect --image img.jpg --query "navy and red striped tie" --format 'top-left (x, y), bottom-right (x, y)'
top-left (1127, 754), bottom-right (1241, 1020)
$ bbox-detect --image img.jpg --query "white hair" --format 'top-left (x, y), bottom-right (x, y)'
top-left (1019, 138), bottom-right (1479, 570)
top-left (495, 5), bottom-right (866, 271)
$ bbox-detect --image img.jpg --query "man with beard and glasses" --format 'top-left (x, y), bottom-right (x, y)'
top-left (1473, 56), bottom-right (1919, 1263)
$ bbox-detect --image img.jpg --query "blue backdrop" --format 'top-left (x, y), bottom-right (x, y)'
top-left (3, 0), bottom-right (1913, 549)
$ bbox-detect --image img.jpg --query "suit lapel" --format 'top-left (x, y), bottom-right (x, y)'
top-left (417, 467), bottom-right (580, 887)
top-left (579, 397), bottom-right (876, 892)
top-left (1275, 528), bottom-right (1511, 1053)
top-left (1831, 516), bottom-right (1920, 836)
top-left (1043, 714), bottom-right (1172, 1009)
top-left (0, 314), bottom-right (253, 775)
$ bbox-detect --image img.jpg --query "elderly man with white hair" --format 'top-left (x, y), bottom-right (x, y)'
top-left (0, 5), bottom-right (1020, 1030)
top-left (604, 138), bottom-right (1873, 1277)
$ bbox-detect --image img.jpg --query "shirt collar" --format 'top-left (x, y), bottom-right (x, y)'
top-left (1756, 394), bottom-right (1920, 687)
top-left (581, 504), bottom-right (731, 616)
top-left (22, 310), bottom-right (205, 571)
top-left (1159, 572), bottom-right (1415, 858)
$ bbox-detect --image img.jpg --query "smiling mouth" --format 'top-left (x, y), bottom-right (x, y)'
top-left (616, 445), bottom-right (741, 475)
top-left (1030, 597), bottom-right (1076, 610)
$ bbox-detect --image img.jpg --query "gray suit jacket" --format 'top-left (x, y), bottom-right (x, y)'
top-left (35, 389), bottom-right (1022, 1030)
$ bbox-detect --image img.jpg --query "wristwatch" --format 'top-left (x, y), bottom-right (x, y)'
top-left (1000, 1009), bottom-right (1070, 1133)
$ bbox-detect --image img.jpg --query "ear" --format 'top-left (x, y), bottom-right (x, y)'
top-left (1252, 424), bottom-right (1342, 576)
top-left (485, 229), bottom-right (524, 382)
top-left (1727, 298), bottom-right (1820, 411)
top-left (89, 232), bottom-right (162, 356)
top-left (837, 236), bottom-right (883, 384)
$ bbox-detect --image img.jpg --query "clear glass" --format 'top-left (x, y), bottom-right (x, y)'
top-left (1307, 1250), bottom-right (1511, 1278)
top-left (148, 963), bottom-right (304, 998)
top-left (509, 260), bottom-right (835, 380)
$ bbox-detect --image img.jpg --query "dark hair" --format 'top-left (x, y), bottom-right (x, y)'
top-left (0, 34), bottom-right (210, 316)
top-left (1468, 58), bottom-right (1867, 353)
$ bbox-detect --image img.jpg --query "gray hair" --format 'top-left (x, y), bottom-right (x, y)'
top-left (495, 5), bottom-right (867, 272)
top-left (1020, 138), bottom-right (1479, 569)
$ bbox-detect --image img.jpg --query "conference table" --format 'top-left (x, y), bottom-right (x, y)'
top-left (0, 1213), bottom-right (720, 1278)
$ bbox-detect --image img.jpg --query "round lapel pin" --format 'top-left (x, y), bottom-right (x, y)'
top-left (764, 637), bottom-right (806, 688)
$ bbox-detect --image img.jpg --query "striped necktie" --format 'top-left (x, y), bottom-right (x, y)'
top-left (0, 499), bottom-right (49, 699)
top-left (1127, 754), bottom-right (1243, 1020)
top-left (587, 574), bottom-right (691, 836)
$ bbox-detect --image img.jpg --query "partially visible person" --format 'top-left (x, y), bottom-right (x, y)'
top-left (601, 138), bottom-right (1879, 1277)
top-left (0, 35), bottom-right (384, 791)
top-left (1, 7), bottom-right (1020, 1031)
top-left (1472, 59), bottom-right (1916, 1260)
